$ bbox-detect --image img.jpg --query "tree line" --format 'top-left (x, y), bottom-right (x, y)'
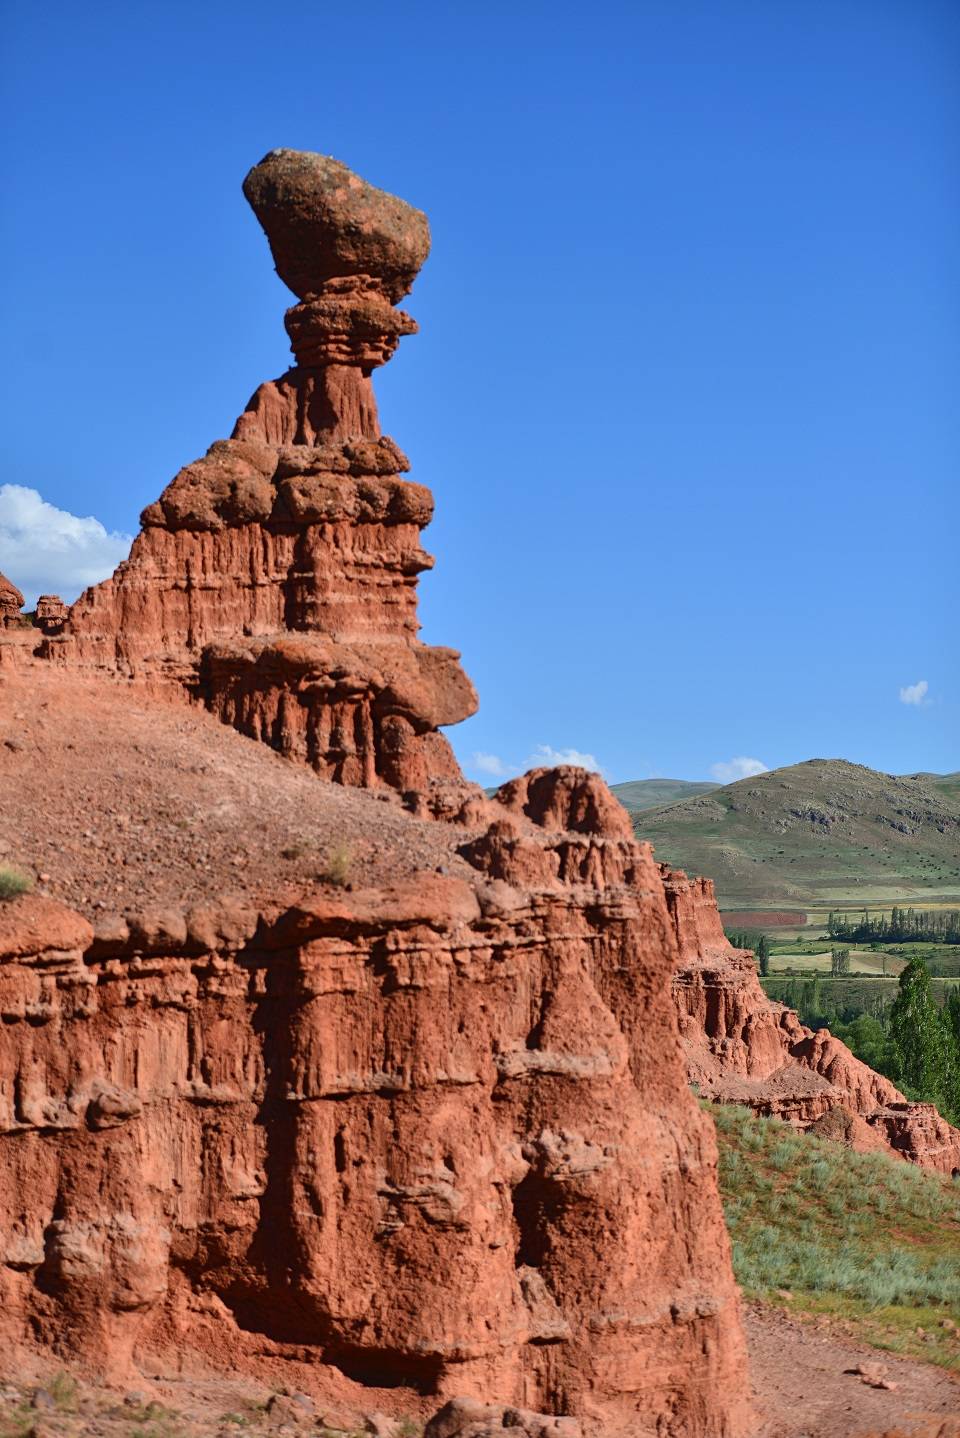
top-left (827, 907), bottom-right (960, 945)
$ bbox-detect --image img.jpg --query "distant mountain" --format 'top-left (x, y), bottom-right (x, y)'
top-left (631, 760), bottom-right (960, 909)
top-left (610, 778), bottom-right (719, 812)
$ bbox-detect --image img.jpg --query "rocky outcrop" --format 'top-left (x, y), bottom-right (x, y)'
top-left (35, 594), bottom-right (67, 634)
top-left (0, 835), bottom-right (751, 1436)
top-left (425, 1398), bottom-right (581, 1436)
top-left (44, 151), bottom-right (476, 798)
top-left (0, 570), bottom-right (24, 626)
top-left (664, 867), bottom-right (960, 1174)
top-left (495, 767), bottom-right (634, 840)
top-left (4, 151), bottom-right (758, 1432)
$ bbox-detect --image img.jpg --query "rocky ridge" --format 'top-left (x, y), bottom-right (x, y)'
top-left (632, 759), bottom-right (960, 908)
top-left (0, 151), bottom-right (755, 1436)
top-left (663, 868), bottom-right (960, 1174)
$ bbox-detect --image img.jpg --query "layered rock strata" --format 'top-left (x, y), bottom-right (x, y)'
top-left (44, 151), bottom-right (476, 796)
top-left (664, 868), bottom-right (960, 1174)
top-left (0, 808), bottom-right (751, 1437)
top-left (35, 594), bottom-right (67, 634)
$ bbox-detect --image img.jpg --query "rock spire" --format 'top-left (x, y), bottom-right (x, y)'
top-left (47, 151), bottom-right (477, 797)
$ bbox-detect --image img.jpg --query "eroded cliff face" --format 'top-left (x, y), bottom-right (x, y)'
top-left (0, 827), bottom-right (751, 1437)
top-left (663, 868), bottom-right (960, 1175)
top-left (5, 151), bottom-right (755, 1434)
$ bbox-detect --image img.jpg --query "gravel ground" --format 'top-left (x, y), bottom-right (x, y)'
top-left (746, 1303), bottom-right (960, 1437)
top-left (0, 1305), bottom-right (956, 1437)
top-left (0, 662), bottom-right (480, 923)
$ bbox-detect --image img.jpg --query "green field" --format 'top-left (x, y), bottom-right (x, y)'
top-left (712, 1103), bottom-right (960, 1369)
top-left (767, 949), bottom-right (904, 976)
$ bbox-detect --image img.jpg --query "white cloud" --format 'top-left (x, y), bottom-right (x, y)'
top-left (471, 751), bottom-right (508, 778)
top-left (711, 756), bottom-right (768, 783)
top-left (899, 680), bottom-right (929, 707)
top-left (526, 744), bottom-right (604, 775)
top-left (0, 485), bottom-right (132, 609)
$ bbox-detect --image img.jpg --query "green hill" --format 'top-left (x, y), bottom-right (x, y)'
top-left (631, 760), bottom-right (960, 908)
top-left (610, 777), bottom-right (719, 812)
top-left (913, 771), bottom-right (960, 805)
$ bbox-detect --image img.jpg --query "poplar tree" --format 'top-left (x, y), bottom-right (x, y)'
top-left (888, 957), bottom-right (947, 1107)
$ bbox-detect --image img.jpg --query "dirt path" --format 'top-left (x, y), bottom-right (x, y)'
top-left (747, 1304), bottom-right (960, 1437)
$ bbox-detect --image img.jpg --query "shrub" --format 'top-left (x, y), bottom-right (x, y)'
top-left (321, 842), bottom-right (352, 888)
top-left (0, 865), bottom-right (32, 901)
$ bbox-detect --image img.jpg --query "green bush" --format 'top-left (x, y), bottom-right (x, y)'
top-left (321, 842), bottom-right (352, 888)
top-left (0, 866), bottom-right (32, 901)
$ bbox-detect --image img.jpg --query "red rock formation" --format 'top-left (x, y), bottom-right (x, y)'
top-left (35, 594), bottom-right (67, 634)
top-left (0, 570), bottom-right (24, 626)
top-left (664, 866), bottom-right (960, 1174)
top-left (45, 151), bottom-right (476, 797)
top-left (6, 154), bottom-right (755, 1435)
top-left (494, 767), bottom-right (634, 840)
top-left (0, 844), bottom-right (752, 1436)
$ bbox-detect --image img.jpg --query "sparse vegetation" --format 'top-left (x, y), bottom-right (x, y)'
top-left (320, 841), bottom-right (353, 887)
top-left (711, 1102), bottom-right (960, 1368)
top-left (47, 1372), bottom-right (78, 1411)
top-left (0, 865), bottom-right (32, 901)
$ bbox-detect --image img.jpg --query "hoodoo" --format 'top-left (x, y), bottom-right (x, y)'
top-left (1, 152), bottom-right (758, 1435)
top-left (46, 150), bottom-right (476, 800)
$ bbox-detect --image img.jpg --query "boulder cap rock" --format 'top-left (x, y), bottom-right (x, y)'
top-left (243, 148), bottom-right (431, 303)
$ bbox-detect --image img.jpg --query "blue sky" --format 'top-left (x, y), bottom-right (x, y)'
top-left (1, 0), bottom-right (957, 783)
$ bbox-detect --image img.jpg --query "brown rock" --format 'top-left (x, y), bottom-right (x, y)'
top-left (494, 766), bottom-right (633, 839)
top-left (0, 894), bottom-right (93, 961)
top-left (0, 854), bottom-right (752, 1434)
top-left (44, 152), bottom-right (475, 801)
top-left (242, 148), bottom-right (431, 303)
top-left (0, 570), bottom-right (25, 626)
top-left (35, 596), bottom-right (67, 635)
top-left (425, 1398), bottom-right (581, 1436)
